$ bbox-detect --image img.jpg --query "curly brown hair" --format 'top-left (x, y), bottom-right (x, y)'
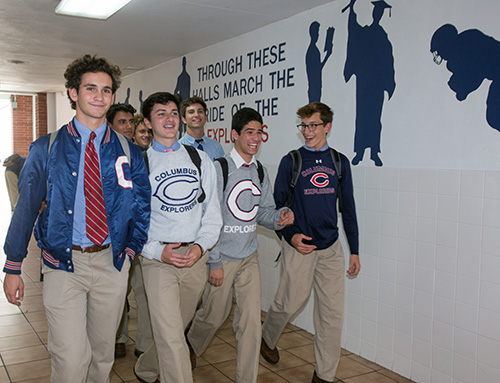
top-left (64, 54), bottom-right (122, 110)
top-left (297, 102), bottom-right (333, 124)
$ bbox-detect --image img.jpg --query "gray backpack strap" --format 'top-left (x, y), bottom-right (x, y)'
top-left (116, 133), bottom-right (131, 165)
top-left (48, 130), bottom-right (58, 154)
top-left (46, 129), bottom-right (62, 193)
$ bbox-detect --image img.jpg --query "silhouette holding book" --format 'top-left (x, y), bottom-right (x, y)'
top-left (431, 24), bottom-right (500, 133)
top-left (306, 21), bottom-right (334, 102)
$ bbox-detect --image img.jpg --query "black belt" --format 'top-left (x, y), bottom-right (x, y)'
top-left (72, 244), bottom-right (110, 253)
top-left (160, 242), bottom-right (193, 247)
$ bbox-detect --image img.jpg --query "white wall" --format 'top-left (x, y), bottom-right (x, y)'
top-left (115, 1), bottom-right (500, 382)
top-left (52, 92), bottom-right (74, 131)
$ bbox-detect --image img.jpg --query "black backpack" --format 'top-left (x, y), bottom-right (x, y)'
top-left (142, 145), bottom-right (206, 203)
top-left (285, 148), bottom-right (343, 212)
top-left (274, 148), bottom-right (344, 253)
top-left (214, 157), bottom-right (264, 192)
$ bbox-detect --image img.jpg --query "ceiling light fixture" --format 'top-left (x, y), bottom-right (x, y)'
top-left (55, 0), bottom-right (132, 20)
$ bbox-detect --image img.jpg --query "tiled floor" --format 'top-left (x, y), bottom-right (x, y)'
top-left (0, 240), bottom-right (415, 383)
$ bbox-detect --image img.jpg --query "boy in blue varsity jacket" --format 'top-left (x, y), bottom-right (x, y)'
top-left (187, 108), bottom-right (293, 383)
top-left (261, 102), bottom-right (360, 383)
top-left (2, 55), bottom-right (151, 383)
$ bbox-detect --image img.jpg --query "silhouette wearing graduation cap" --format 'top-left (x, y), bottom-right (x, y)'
top-left (174, 56), bottom-right (191, 137)
top-left (306, 21), bottom-right (334, 102)
top-left (431, 24), bottom-right (500, 132)
top-left (343, 0), bottom-right (396, 166)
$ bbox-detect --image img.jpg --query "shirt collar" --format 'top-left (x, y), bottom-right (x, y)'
top-left (183, 133), bottom-right (206, 144)
top-left (73, 117), bottom-right (107, 143)
top-left (303, 143), bottom-right (329, 152)
top-left (152, 139), bottom-right (181, 152)
top-left (230, 147), bottom-right (257, 168)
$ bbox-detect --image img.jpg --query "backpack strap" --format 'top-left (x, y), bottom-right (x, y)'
top-left (183, 145), bottom-right (206, 203)
top-left (142, 150), bottom-right (150, 174)
top-left (46, 128), bottom-right (62, 194)
top-left (329, 148), bottom-right (343, 213)
top-left (216, 157), bottom-right (265, 193)
top-left (116, 132), bottom-right (131, 165)
top-left (214, 157), bottom-right (229, 192)
top-left (285, 149), bottom-right (302, 208)
top-left (256, 160), bottom-right (265, 186)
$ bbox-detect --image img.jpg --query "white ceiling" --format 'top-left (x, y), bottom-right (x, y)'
top-left (0, 0), bottom-right (334, 94)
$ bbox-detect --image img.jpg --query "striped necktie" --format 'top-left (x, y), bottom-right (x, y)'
top-left (195, 139), bottom-right (204, 151)
top-left (84, 132), bottom-right (109, 245)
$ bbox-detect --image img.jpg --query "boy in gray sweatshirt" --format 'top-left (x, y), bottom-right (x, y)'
top-left (134, 92), bottom-right (222, 383)
top-left (187, 108), bottom-right (294, 383)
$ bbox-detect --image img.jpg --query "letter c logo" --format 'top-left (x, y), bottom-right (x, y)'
top-left (227, 180), bottom-right (261, 222)
top-left (115, 156), bottom-right (133, 189)
top-left (310, 173), bottom-right (329, 188)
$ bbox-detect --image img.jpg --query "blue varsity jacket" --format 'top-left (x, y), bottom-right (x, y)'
top-left (3, 119), bottom-right (151, 275)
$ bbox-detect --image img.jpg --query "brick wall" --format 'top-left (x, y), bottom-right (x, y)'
top-left (36, 93), bottom-right (47, 138)
top-left (11, 93), bottom-right (47, 157)
top-left (12, 95), bottom-right (33, 157)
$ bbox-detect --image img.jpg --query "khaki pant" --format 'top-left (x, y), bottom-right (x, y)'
top-left (5, 170), bottom-right (19, 213)
top-left (188, 253), bottom-right (261, 383)
top-left (116, 255), bottom-right (153, 353)
top-left (135, 248), bottom-right (209, 383)
top-left (262, 239), bottom-right (345, 382)
top-left (42, 247), bottom-right (130, 383)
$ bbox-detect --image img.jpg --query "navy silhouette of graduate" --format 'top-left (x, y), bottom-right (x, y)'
top-left (343, 0), bottom-right (395, 167)
top-left (431, 24), bottom-right (500, 133)
top-left (174, 56), bottom-right (191, 137)
top-left (124, 87), bottom-right (131, 104)
top-left (306, 21), bottom-right (334, 102)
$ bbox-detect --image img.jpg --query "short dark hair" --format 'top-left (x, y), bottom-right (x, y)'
top-left (297, 102), bottom-right (333, 124)
top-left (231, 107), bottom-right (263, 135)
top-left (106, 103), bottom-right (136, 124)
top-left (142, 92), bottom-right (180, 120)
top-left (181, 96), bottom-right (207, 118)
top-left (64, 54), bottom-right (121, 110)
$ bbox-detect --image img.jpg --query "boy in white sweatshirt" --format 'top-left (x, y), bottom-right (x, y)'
top-left (134, 92), bottom-right (222, 383)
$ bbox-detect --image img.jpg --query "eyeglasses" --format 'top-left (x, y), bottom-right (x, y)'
top-left (296, 122), bottom-right (325, 132)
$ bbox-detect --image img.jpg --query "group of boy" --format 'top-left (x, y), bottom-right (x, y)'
top-left (2, 54), bottom-right (360, 383)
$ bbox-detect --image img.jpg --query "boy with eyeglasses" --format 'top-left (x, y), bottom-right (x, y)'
top-left (261, 102), bottom-right (360, 383)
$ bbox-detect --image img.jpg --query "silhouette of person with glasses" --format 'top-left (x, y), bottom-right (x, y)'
top-left (306, 21), bottom-right (334, 103)
top-left (431, 23), bottom-right (500, 132)
top-left (343, 0), bottom-right (395, 166)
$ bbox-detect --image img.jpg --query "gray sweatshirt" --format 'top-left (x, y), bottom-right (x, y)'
top-left (209, 149), bottom-right (286, 270)
top-left (142, 145), bottom-right (222, 261)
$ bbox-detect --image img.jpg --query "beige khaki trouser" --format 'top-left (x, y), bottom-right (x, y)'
top-left (42, 246), bottom-right (130, 383)
top-left (188, 252), bottom-right (261, 383)
top-left (135, 248), bottom-right (209, 383)
top-left (262, 239), bottom-right (345, 382)
top-left (116, 255), bottom-right (153, 352)
top-left (5, 170), bottom-right (19, 213)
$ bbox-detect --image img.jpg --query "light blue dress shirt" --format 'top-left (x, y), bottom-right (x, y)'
top-left (179, 133), bottom-right (224, 161)
top-left (72, 118), bottom-right (111, 247)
